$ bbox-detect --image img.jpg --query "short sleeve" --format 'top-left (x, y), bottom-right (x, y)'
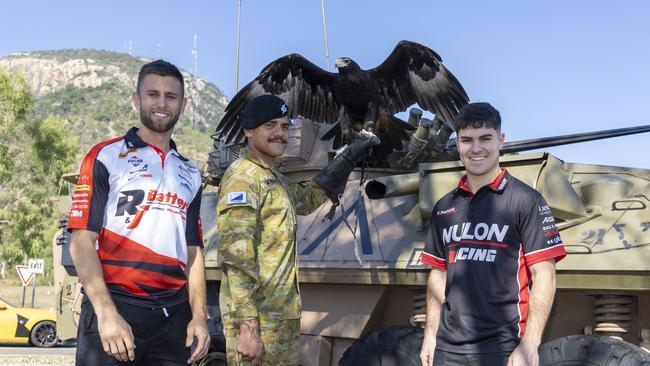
top-left (520, 195), bottom-right (566, 265)
top-left (67, 147), bottom-right (110, 233)
top-left (421, 218), bottom-right (447, 270)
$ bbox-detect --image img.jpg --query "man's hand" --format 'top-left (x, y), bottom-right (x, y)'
top-left (507, 340), bottom-right (539, 366)
top-left (72, 229), bottom-right (135, 361)
top-left (186, 317), bottom-right (210, 364)
top-left (97, 310), bottom-right (136, 362)
top-left (237, 319), bottom-right (264, 365)
top-left (419, 332), bottom-right (436, 366)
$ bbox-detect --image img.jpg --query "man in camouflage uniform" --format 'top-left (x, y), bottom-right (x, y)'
top-left (217, 95), bottom-right (378, 365)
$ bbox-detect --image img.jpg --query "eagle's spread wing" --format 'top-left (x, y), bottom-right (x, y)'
top-left (216, 54), bottom-right (339, 144)
top-left (368, 40), bottom-right (469, 128)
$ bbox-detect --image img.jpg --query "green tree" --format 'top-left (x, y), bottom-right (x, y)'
top-left (0, 68), bottom-right (79, 278)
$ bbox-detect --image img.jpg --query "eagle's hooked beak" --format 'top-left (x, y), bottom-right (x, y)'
top-left (334, 58), bottom-right (348, 69)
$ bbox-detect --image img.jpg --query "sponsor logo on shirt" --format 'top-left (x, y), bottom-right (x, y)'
top-left (544, 228), bottom-right (560, 237)
top-left (119, 148), bottom-right (138, 159)
top-left (127, 156), bottom-right (144, 166)
top-left (129, 164), bottom-right (148, 174)
top-left (450, 247), bottom-right (497, 263)
top-left (178, 163), bottom-right (198, 174)
top-left (69, 186), bottom-right (91, 215)
top-left (436, 207), bottom-right (458, 216)
top-left (547, 236), bottom-right (562, 245)
top-left (538, 204), bottom-right (552, 215)
top-left (75, 184), bottom-right (90, 191)
top-left (496, 177), bottom-right (508, 190)
top-left (442, 222), bottom-right (510, 245)
top-left (542, 216), bottom-right (555, 224)
top-left (146, 190), bottom-right (189, 211)
top-left (115, 189), bottom-right (189, 229)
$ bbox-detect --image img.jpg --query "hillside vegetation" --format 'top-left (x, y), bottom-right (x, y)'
top-left (0, 67), bottom-right (77, 277)
top-left (0, 49), bottom-right (228, 165)
top-left (0, 49), bottom-right (228, 276)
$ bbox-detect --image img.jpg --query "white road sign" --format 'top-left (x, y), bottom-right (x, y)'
top-left (28, 258), bottom-right (45, 274)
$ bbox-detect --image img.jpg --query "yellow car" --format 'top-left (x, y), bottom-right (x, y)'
top-left (0, 297), bottom-right (58, 347)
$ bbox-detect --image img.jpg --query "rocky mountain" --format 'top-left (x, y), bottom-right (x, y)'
top-left (0, 49), bottom-right (228, 165)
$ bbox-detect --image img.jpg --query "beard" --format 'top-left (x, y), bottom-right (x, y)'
top-left (139, 107), bottom-right (181, 133)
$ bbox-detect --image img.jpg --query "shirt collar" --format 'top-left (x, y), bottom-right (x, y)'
top-left (124, 127), bottom-right (188, 162)
top-left (457, 168), bottom-right (510, 194)
top-left (240, 147), bottom-right (277, 171)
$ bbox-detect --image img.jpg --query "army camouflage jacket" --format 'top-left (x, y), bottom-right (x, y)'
top-left (217, 148), bottom-right (328, 323)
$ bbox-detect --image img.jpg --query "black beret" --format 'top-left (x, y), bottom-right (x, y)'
top-left (240, 95), bottom-right (289, 130)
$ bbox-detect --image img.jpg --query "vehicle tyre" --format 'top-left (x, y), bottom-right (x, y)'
top-left (29, 320), bottom-right (58, 348)
top-left (198, 351), bottom-right (228, 366)
top-left (539, 335), bottom-right (650, 365)
top-left (339, 325), bottom-right (423, 366)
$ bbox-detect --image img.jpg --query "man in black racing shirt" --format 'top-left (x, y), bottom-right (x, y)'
top-left (419, 102), bottom-right (566, 366)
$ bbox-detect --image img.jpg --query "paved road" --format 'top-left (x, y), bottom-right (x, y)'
top-left (0, 344), bottom-right (75, 355)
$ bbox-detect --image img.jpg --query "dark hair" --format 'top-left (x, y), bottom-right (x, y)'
top-left (136, 59), bottom-right (184, 97)
top-left (454, 102), bottom-right (501, 132)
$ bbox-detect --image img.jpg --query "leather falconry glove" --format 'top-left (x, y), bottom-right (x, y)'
top-left (313, 130), bottom-right (380, 218)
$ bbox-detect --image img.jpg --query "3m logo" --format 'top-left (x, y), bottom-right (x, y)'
top-left (70, 210), bottom-right (83, 218)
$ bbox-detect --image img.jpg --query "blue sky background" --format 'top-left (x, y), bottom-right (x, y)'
top-left (1, 1), bottom-right (649, 168)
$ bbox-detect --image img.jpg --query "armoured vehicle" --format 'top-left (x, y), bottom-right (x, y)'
top-left (53, 110), bottom-right (650, 365)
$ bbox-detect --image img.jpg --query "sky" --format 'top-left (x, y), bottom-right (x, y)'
top-left (1, 0), bottom-right (649, 169)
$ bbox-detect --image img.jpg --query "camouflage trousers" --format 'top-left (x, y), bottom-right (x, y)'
top-left (223, 317), bottom-right (300, 366)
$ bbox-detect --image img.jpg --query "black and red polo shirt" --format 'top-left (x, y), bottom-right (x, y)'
top-left (422, 168), bottom-right (566, 354)
top-left (67, 127), bottom-right (203, 308)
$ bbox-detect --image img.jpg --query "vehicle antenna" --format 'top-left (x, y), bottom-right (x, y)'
top-left (321, 0), bottom-right (331, 70)
top-left (235, 0), bottom-right (242, 93)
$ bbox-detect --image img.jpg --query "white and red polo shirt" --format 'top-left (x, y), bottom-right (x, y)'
top-left (68, 127), bottom-right (203, 307)
top-left (422, 169), bottom-right (566, 353)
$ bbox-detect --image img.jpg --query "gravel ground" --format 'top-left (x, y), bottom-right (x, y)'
top-left (0, 355), bottom-right (74, 366)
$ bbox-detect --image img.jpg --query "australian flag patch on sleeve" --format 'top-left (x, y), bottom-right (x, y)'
top-left (227, 192), bottom-right (247, 205)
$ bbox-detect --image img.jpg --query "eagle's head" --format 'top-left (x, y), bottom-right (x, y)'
top-left (335, 57), bottom-right (361, 73)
